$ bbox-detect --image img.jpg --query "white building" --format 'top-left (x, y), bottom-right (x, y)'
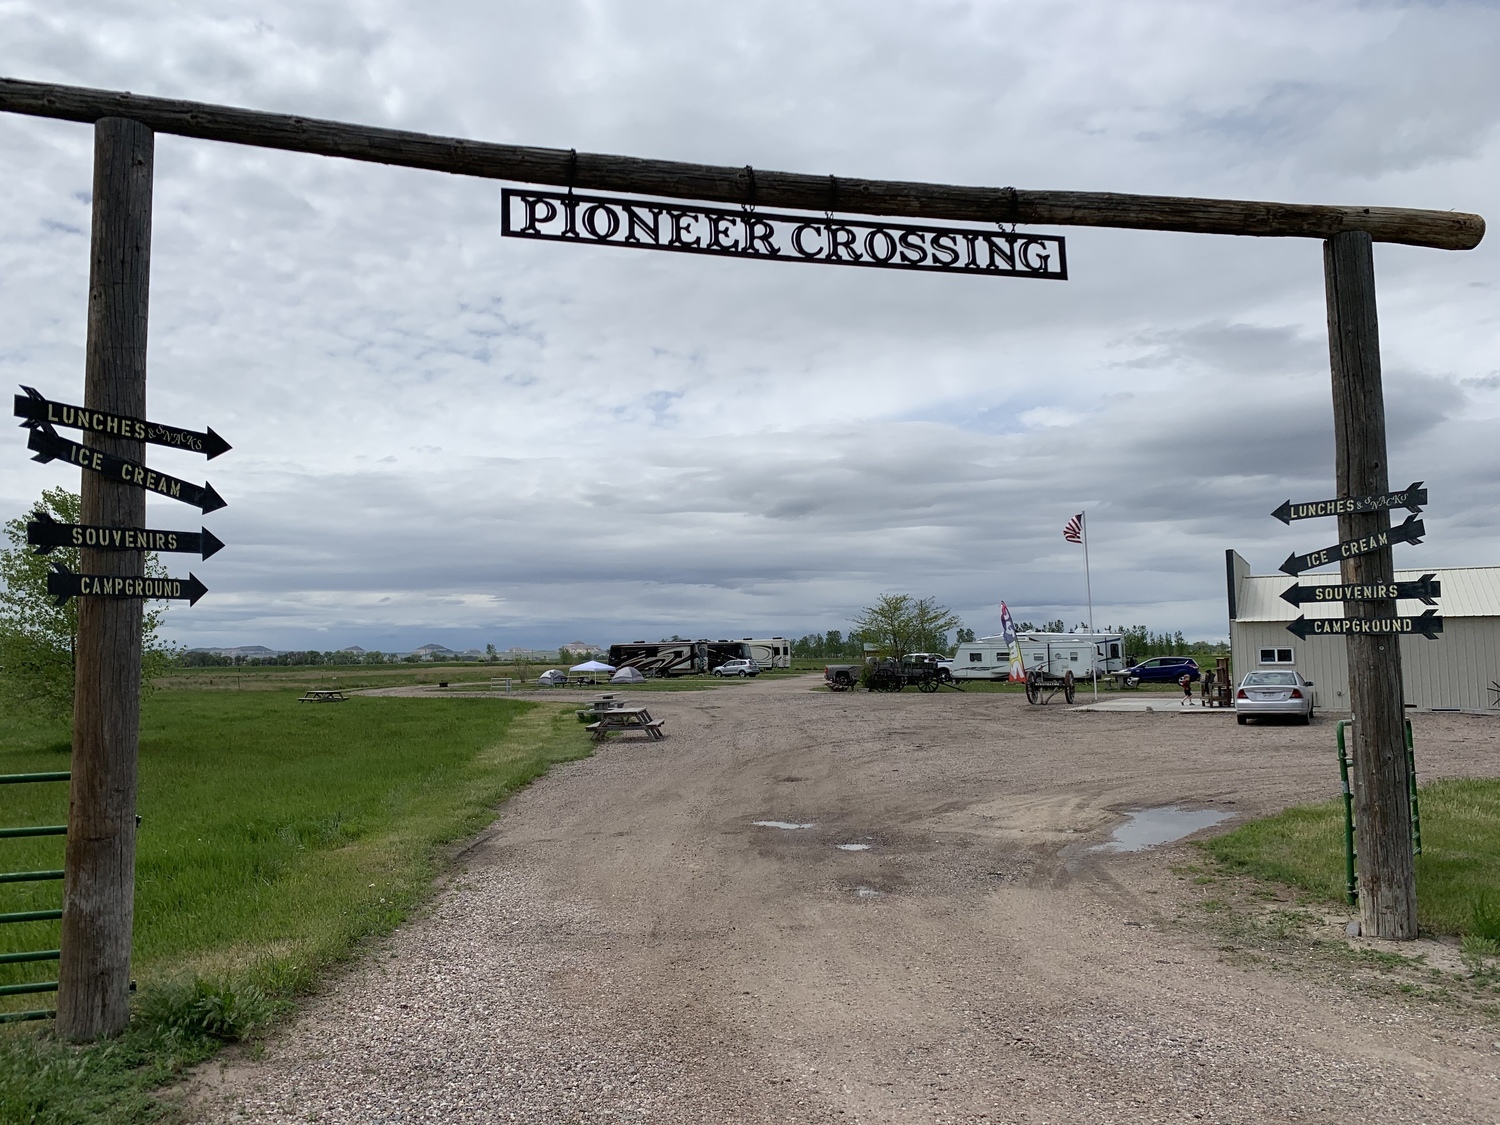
top-left (1226, 551), bottom-right (1500, 713)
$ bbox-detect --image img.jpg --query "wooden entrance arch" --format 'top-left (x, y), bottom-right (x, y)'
top-left (0, 76), bottom-right (1483, 1038)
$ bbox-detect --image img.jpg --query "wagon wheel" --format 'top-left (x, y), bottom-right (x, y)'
top-left (872, 669), bottom-right (900, 692)
top-left (1063, 671), bottom-right (1076, 705)
top-left (917, 674), bottom-right (939, 693)
top-left (1025, 670), bottom-right (1042, 705)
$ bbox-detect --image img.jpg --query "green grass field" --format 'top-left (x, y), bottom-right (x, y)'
top-left (0, 688), bottom-right (593, 1123)
top-left (1203, 779), bottom-right (1500, 941)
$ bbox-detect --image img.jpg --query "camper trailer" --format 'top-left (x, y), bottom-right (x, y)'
top-left (740, 637), bottom-right (791, 669)
top-left (607, 639), bottom-right (751, 677)
top-left (951, 631), bottom-right (1125, 681)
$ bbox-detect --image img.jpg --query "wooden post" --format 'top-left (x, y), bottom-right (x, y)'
top-left (56, 116), bottom-right (153, 1040)
top-left (1324, 230), bottom-right (1417, 940)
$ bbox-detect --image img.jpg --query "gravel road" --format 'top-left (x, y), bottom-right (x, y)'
top-left (189, 676), bottom-right (1500, 1123)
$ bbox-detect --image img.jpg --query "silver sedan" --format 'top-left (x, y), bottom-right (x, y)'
top-left (1235, 670), bottom-right (1315, 725)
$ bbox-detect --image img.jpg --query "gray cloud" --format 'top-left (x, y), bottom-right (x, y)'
top-left (0, 0), bottom-right (1495, 651)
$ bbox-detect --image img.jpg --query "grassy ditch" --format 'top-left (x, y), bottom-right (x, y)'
top-left (0, 691), bottom-right (592, 1123)
top-left (1203, 778), bottom-right (1500, 944)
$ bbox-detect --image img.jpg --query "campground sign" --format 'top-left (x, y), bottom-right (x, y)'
top-left (502, 189), bottom-right (1068, 280)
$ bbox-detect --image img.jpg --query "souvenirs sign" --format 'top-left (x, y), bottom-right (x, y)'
top-left (46, 562), bottom-right (206, 606)
top-left (1280, 574), bottom-right (1440, 608)
top-left (1278, 514), bottom-right (1425, 576)
top-left (14, 386), bottom-right (231, 458)
top-left (26, 510), bottom-right (224, 559)
top-left (1271, 482), bottom-right (1425, 524)
top-left (501, 189), bottom-right (1068, 280)
top-left (27, 428), bottom-right (226, 513)
top-left (1286, 609), bottom-right (1443, 640)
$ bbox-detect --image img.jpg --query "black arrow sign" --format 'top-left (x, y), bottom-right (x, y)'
top-left (26, 510), bottom-right (224, 560)
top-left (1279, 514), bottom-right (1425, 576)
top-left (27, 428), bottom-right (226, 513)
top-left (1272, 481), bottom-right (1425, 525)
top-left (45, 562), bottom-right (206, 607)
top-left (15, 386), bottom-right (230, 458)
top-left (1280, 573), bottom-right (1441, 607)
top-left (1286, 609), bottom-right (1443, 640)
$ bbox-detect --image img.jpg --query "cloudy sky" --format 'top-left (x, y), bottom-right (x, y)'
top-left (1, 0), bottom-right (1496, 653)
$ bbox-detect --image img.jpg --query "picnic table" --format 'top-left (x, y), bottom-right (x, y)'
top-left (583, 704), bottom-right (663, 742)
top-left (298, 689), bottom-right (347, 703)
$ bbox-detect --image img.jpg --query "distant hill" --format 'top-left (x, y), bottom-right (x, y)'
top-left (186, 645), bottom-right (282, 658)
top-left (411, 643), bottom-right (456, 656)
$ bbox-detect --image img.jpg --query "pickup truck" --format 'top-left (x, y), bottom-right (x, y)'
top-left (824, 654), bottom-right (953, 692)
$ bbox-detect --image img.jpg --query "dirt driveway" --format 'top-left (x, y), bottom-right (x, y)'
top-left (191, 676), bottom-right (1500, 1123)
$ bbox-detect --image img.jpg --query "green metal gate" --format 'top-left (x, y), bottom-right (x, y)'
top-left (0, 770), bottom-right (68, 1023)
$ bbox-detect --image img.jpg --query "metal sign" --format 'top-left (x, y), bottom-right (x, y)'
top-left (46, 563), bottom-right (206, 607)
top-left (1278, 514), bottom-right (1424, 575)
top-left (26, 510), bottom-right (223, 560)
top-left (1280, 574), bottom-right (1440, 607)
top-left (501, 188), bottom-right (1068, 281)
top-left (1271, 481), bottom-right (1425, 524)
top-left (14, 386), bottom-right (231, 458)
top-left (27, 429), bottom-right (226, 513)
top-left (1286, 609), bottom-right (1443, 640)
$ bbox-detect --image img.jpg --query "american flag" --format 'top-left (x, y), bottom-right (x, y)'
top-left (1063, 513), bottom-right (1083, 543)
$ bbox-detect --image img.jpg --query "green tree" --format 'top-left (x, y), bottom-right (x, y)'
top-left (955, 626), bottom-right (976, 644)
top-left (0, 488), bottom-right (174, 721)
top-left (851, 594), bottom-right (961, 659)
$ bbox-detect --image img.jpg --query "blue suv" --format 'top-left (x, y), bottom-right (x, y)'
top-left (1122, 656), bottom-right (1200, 685)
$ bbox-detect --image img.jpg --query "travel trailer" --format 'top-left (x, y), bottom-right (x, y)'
top-left (951, 631), bottom-right (1126, 681)
top-left (607, 639), bottom-right (750, 677)
top-left (740, 637), bottom-right (791, 669)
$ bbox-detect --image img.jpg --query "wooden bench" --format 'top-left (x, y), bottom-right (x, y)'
top-left (297, 689), bottom-right (347, 703)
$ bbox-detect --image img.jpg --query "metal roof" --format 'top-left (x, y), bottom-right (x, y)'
top-left (1235, 566), bottom-right (1500, 622)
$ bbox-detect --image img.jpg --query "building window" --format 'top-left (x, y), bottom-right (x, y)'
top-left (1109, 643), bottom-right (1120, 658)
top-left (969, 652), bottom-right (983, 662)
top-left (1258, 648), bottom-right (1294, 664)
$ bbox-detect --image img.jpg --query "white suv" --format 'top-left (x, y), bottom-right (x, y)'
top-left (713, 659), bottom-right (761, 677)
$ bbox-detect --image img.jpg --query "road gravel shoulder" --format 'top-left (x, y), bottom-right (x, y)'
top-left (185, 675), bottom-right (1500, 1123)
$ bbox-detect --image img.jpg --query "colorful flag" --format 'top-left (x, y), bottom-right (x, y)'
top-left (1000, 601), bottom-right (1026, 682)
top-left (1063, 513), bottom-right (1083, 543)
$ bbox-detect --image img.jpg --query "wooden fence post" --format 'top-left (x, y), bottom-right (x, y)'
top-left (55, 116), bottom-right (154, 1040)
top-left (1324, 230), bottom-right (1417, 940)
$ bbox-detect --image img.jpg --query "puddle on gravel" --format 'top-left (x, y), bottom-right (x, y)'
top-left (854, 886), bottom-right (881, 897)
top-left (836, 843), bottom-right (871, 851)
top-left (1091, 806), bottom-right (1231, 853)
top-left (753, 820), bottom-right (816, 830)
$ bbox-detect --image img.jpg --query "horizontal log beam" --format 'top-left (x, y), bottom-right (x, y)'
top-left (0, 76), bottom-right (1484, 251)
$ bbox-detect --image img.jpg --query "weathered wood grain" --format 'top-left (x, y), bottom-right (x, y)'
top-left (1325, 230), bottom-right (1417, 941)
top-left (56, 117), bottom-right (152, 1040)
top-left (0, 76), bottom-right (1484, 252)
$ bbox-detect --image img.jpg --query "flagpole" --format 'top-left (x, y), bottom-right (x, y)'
top-left (1082, 512), bottom-right (1097, 701)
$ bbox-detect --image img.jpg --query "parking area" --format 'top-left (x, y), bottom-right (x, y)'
top-left (193, 676), bottom-right (1500, 1124)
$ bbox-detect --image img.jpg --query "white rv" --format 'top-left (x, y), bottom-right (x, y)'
top-left (740, 637), bottom-right (792, 669)
top-left (951, 631), bottom-right (1126, 681)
